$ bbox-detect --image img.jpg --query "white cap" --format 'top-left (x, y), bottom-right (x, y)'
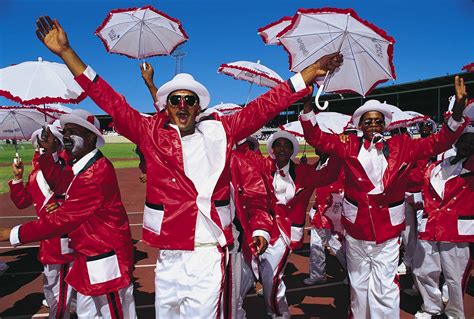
top-left (156, 73), bottom-right (210, 111)
top-left (266, 130), bottom-right (299, 159)
top-left (352, 100), bottom-right (393, 127)
top-left (60, 109), bottom-right (105, 148)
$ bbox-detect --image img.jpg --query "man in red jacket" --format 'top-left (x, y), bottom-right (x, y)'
top-left (1, 109), bottom-right (136, 319)
top-left (413, 127), bottom-right (474, 319)
top-left (300, 77), bottom-right (469, 318)
top-left (31, 16), bottom-right (342, 318)
top-left (10, 124), bottom-right (76, 319)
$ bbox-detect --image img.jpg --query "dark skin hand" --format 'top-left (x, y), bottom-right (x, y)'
top-left (140, 62), bottom-right (158, 103)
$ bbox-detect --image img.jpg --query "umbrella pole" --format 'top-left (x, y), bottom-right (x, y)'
top-left (13, 140), bottom-right (20, 164)
top-left (244, 82), bottom-right (254, 107)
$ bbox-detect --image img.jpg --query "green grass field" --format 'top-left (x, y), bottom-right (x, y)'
top-left (0, 142), bottom-right (315, 194)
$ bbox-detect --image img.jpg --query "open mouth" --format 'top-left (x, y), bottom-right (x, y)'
top-left (64, 141), bottom-right (73, 149)
top-left (176, 112), bottom-right (189, 124)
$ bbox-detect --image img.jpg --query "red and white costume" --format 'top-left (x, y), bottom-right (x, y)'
top-left (300, 110), bottom-right (467, 319)
top-left (413, 156), bottom-right (474, 318)
top-left (244, 150), bottom-right (341, 318)
top-left (73, 66), bottom-right (310, 318)
top-left (10, 149), bottom-right (136, 319)
top-left (307, 158), bottom-right (346, 283)
top-left (230, 144), bottom-right (273, 319)
top-left (9, 150), bottom-right (75, 319)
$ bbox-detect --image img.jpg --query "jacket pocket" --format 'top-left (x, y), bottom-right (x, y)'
top-left (215, 199), bottom-right (231, 228)
top-left (143, 202), bottom-right (165, 235)
top-left (388, 200), bottom-right (405, 226)
top-left (290, 224), bottom-right (304, 243)
top-left (60, 234), bottom-right (73, 254)
top-left (342, 197), bottom-right (358, 223)
top-left (86, 250), bottom-right (121, 285)
top-left (457, 216), bottom-right (474, 236)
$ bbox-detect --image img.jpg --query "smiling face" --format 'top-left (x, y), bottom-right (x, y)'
top-left (62, 123), bottom-right (96, 160)
top-left (165, 89), bottom-right (201, 137)
top-left (272, 138), bottom-right (294, 168)
top-left (358, 111), bottom-right (385, 140)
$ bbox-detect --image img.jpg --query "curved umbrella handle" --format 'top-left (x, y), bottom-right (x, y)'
top-left (314, 84), bottom-right (329, 110)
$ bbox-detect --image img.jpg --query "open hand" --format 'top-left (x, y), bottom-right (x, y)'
top-left (0, 228), bottom-right (11, 242)
top-left (453, 75), bottom-right (468, 121)
top-left (36, 16), bottom-right (70, 57)
top-left (251, 236), bottom-right (268, 256)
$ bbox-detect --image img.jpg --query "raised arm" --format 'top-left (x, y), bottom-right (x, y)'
top-left (402, 75), bottom-right (469, 162)
top-left (223, 53), bottom-right (343, 142)
top-left (36, 16), bottom-right (160, 145)
top-left (140, 62), bottom-right (158, 104)
top-left (9, 161), bottom-right (33, 209)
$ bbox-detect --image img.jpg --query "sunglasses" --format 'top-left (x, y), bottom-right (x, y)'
top-left (168, 95), bottom-right (199, 107)
top-left (362, 118), bottom-right (384, 126)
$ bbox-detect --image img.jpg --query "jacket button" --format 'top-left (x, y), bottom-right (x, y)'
top-left (369, 205), bottom-right (372, 209)
top-left (358, 178), bottom-right (362, 181)
top-left (453, 197), bottom-right (456, 200)
top-left (379, 205), bottom-right (383, 208)
top-left (383, 193), bottom-right (386, 196)
top-left (172, 178), bottom-right (176, 182)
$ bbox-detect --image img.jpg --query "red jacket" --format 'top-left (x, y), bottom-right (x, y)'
top-left (230, 146), bottom-right (273, 261)
top-left (17, 151), bottom-right (134, 296)
top-left (418, 157), bottom-right (474, 243)
top-left (75, 69), bottom-right (310, 250)
top-left (9, 151), bottom-right (74, 265)
top-left (247, 154), bottom-right (341, 250)
top-left (301, 116), bottom-right (468, 243)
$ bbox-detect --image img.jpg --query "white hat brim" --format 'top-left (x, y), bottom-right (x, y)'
top-left (60, 114), bottom-right (105, 148)
top-left (352, 100), bottom-right (393, 128)
top-left (156, 73), bottom-right (210, 111)
top-left (267, 130), bottom-right (299, 159)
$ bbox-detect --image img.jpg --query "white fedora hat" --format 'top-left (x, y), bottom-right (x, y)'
top-left (156, 73), bottom-right (210, 111)
top-left (352, 100), bottom-right (393, 127)
top-left (60, 109), bottom-right (105, 148)
top-left (267, 130), bottom-right (299, 159)
top-left (31, 120), bottom-right (64, 149)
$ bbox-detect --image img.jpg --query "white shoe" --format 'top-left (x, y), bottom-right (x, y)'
top-left (42, 299), bottom-right (49, 308)
top-left (397, 263), bottom-right (410, 275)
top-left (303, 277), bottom-right (327, 285)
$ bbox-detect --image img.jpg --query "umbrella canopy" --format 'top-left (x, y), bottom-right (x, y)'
top-left (95, 5), bottom-right (188, 59)
top-left (258, 16), bottom-right (292, 45)
top-left (277, 8), bottom-right (396, 108)
top-left (280, 112), bottom-right (351, 136)
top-left (218, 60), bottom-right (284, 88)
top-left (386, 109), bottom-right (429, 130)
top-left (0, 106), bottom-right (56, 140)
top-left (39, 103), bottom-right (73, 118)
top-left (0, 57), bottom-right (86, 105)
top-left (462, 63), bottom-right (474, 73)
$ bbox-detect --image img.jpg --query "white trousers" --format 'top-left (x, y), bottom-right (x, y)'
top-left (259, 235), bottom-right (291, 318)
top-left (412, 240), bottom-right (471, 318)
top-left (308, 228), bottom-right (346, 281)
top-left (346, 235), bottom-right (400, 319)
top-left (75, 284), bottom-right (136, 319)
top-left (43, 263), bottom-right (75, 319)
top-left (230, 251), bottom-right (243, 319)
top-left (236, 256), bottom-right (256, 319)
top-left (400, 201), bottom-right (418, 268)
top-left (154, 246), bottom-right (226, 319)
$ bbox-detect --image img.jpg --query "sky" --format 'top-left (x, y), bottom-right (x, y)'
top-left (1, 0), bottom-right (473, 115)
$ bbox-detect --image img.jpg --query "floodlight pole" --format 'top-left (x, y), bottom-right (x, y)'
top-left (172, 49), bottom-right (186, 75)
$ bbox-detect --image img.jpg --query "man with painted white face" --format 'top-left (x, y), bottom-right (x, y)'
top-left (0, 109), bottom-right (136, 318)
top-left (33, 16), bottom-right (343, 318)
top-left (299, 77), bottom-right (469, 319)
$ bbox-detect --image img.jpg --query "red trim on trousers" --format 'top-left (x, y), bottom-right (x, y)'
top-left (216, 246), bottom-right (227, 319)
top-left (55, 263), bottom-right (69, 319)
top-left (106, 291), bottom-right (124, 319)
top-left (461, 254), bottom-right (473, 293)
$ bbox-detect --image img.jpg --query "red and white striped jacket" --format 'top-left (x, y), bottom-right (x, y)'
top-left (418, 156), bottom-right (474, 243)
top-left (300, 115), bottom-right (468, 243)
top-left (74, 67), bottom-right (310, 250)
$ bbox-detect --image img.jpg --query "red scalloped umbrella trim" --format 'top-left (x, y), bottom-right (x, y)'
top-left (0, 89), bottom-right (87, 105)
top-left (386, 114), bottom-right (430, 130)
top-left (279, 124), bottom-right (304, 137)
top-left (462, 62), bottom-right (474, 72)
top-left (277, 7), bottom-right (396, 96)
top-left (95, 5), bottom-right (189, 59)
top-left (218, 63), bottom-right (283, 88)
top-left (258, 16), bottom-right (292, 45)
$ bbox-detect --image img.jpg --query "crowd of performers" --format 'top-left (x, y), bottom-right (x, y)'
top-left (0, 16), bottom-right (473, 319)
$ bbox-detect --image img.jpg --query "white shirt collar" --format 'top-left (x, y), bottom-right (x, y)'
top-left (277, 162), bottom-right (291, 175)
top-left (72, 149), bottom-right (99, 175)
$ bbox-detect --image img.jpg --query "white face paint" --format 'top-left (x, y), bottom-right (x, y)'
top-left (68, 135), bottom-right (85, 155)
